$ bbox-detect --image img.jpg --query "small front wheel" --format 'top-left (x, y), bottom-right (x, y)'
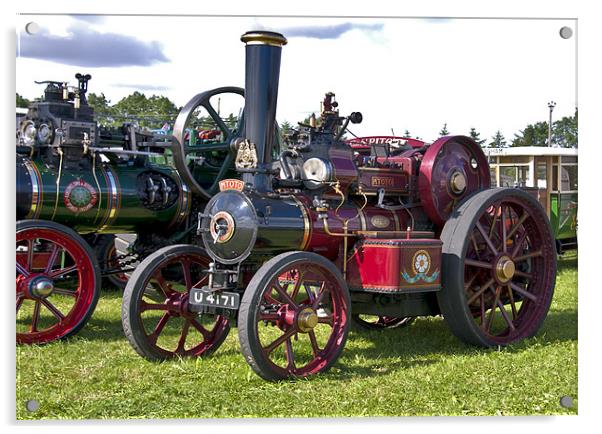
top-left (238, 251), bottom-right (351, 381)
top-left (121, 245), bottom-right (230, 361)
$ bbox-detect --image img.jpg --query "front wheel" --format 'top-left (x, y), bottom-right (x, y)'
top-left (121, 245), bottom-right (230, 361)
top-left (238, 251), bottom-right (351, 381)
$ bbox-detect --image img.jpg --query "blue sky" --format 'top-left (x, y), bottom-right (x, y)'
top-left (17, 15), bottom-right (576, 143)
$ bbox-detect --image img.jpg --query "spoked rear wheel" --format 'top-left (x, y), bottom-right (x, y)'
top-left (352, 315), bottom-right (415, 329)
top-left (438, 188), bottom-right (557, 347)
top-left (121, 245), bottom-right (230, 360)
top-left (16, 220), bottom-right (100, 344)
top-left (238, 251), bottom-right (351, 381)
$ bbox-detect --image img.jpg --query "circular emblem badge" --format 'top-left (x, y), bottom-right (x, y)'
top-left (412, 250), bottom-right (431, 275)
top-left (64, 179), bottom-right (98, 213)
top-left (210, 211), bottom-right (236, 243)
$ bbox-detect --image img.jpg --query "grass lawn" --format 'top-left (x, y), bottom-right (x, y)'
top-left (16, 251), bottom-right (578, 419)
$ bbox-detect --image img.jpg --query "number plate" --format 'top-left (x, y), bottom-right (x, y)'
top-left (189, 287), bottom-right (240, 310)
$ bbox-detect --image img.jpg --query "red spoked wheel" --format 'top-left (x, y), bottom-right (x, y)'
top-left (16, 220), bottom-right (100, 344)
top-left (93, 234), bottom-right (130, 290)
top-left (121, 245), bottom-right (230, 360)
top-left (438, 188), bottom-right (557, 347)
top-left (418, 135), bottom-right (490, 228)
top-left (105, 241), bottom-right (130, 289)
top-left (351, 314), bottom-right (415, 329)
top-left (238, 251), bottom-right (350, 381)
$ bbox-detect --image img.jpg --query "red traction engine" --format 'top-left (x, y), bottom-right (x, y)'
top-left (121, 30), bottom-right (557, 381)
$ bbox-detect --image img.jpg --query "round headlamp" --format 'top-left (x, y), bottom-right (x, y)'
top-left (20, 121), bottom-right (37, 146)
top-left (201, 190), bottom-right (258, 265)
top-left (37, 123), bottom-right (51, 144)
top-left (302, 157), bottom-right (333, 189)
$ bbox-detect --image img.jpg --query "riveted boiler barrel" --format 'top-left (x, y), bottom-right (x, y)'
top-left (16, 156), bottom-right (190, 233)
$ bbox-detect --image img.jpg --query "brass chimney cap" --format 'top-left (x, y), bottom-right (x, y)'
top-left (241, 30), bottom-right (288, 47)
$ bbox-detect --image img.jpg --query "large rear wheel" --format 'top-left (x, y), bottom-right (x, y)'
top-left (437, 188), bottom-right (557, 346)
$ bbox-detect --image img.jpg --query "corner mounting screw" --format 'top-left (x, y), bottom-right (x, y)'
top-left (560, 395), bottom-right (574, 409)
top-left (25, 22), bottom-right (40, 35)
top-left (25, 399), bottom-right (40, 412)
top-left (559, 26), bottom-right (573, 39)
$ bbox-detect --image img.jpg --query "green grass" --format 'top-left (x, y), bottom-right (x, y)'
top-left (16, 251), bottom-right (578, 419)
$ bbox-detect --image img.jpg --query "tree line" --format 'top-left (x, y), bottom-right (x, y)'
top-left (434, 110), bottom-right (577, 148)
top-left (17, 92), bottom-right (577, 148)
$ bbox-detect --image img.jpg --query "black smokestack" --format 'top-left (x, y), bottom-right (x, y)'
top-left (240, 30), bottom-right (287, 192)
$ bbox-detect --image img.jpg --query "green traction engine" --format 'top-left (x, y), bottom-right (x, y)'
top-left (16, 73), bottom-right (244, 344)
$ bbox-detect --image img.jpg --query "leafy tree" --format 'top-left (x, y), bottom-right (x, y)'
top-left (225, 113), bottom-right (238, 131)
top-left (552, 109), bottom-right (578, 148)
top-left (147, 95), bottom-right (179, 119)
top-left (280, 120), bottom-right (293, 135)
top-left (16, 93), bottom-right (30, 108)
top-left (511, 108), bottom-right (577, 148)
top-left (511, 121), bottom-right (549, 147)
top-left (111, 92), bottom-right (180, 128)
top-left (87, 92), bottom-right (111, 111)
top-left (469, 127), bottom-right (486, 146)
top-left (278, 120), bottom-right (293, 143)
top-left (87, 92), bottom-right (116, 126)
top-left (439, 123), bottom-right (449, 136)
top-left (112, 91), bottom-right (148, 118)
top-left (489, 130), bottom-right (507, 148)
top-left (280, 120), bottom-right (292, 134)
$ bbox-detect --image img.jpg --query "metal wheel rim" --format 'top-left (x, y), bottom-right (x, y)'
top-left (132, 252), bottom-right (229, 358)
top-left (16, 228), bottom-right (96, 344)
top-left (253, 261), bottom-right (348, 378)
top-left (462, 195), bottom-right (555, 344)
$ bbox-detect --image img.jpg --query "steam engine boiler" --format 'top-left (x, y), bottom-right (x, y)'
top-left (121, 30), bottom-right (557, 381)
top-left (16, 75), bottom-right (190, 234)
